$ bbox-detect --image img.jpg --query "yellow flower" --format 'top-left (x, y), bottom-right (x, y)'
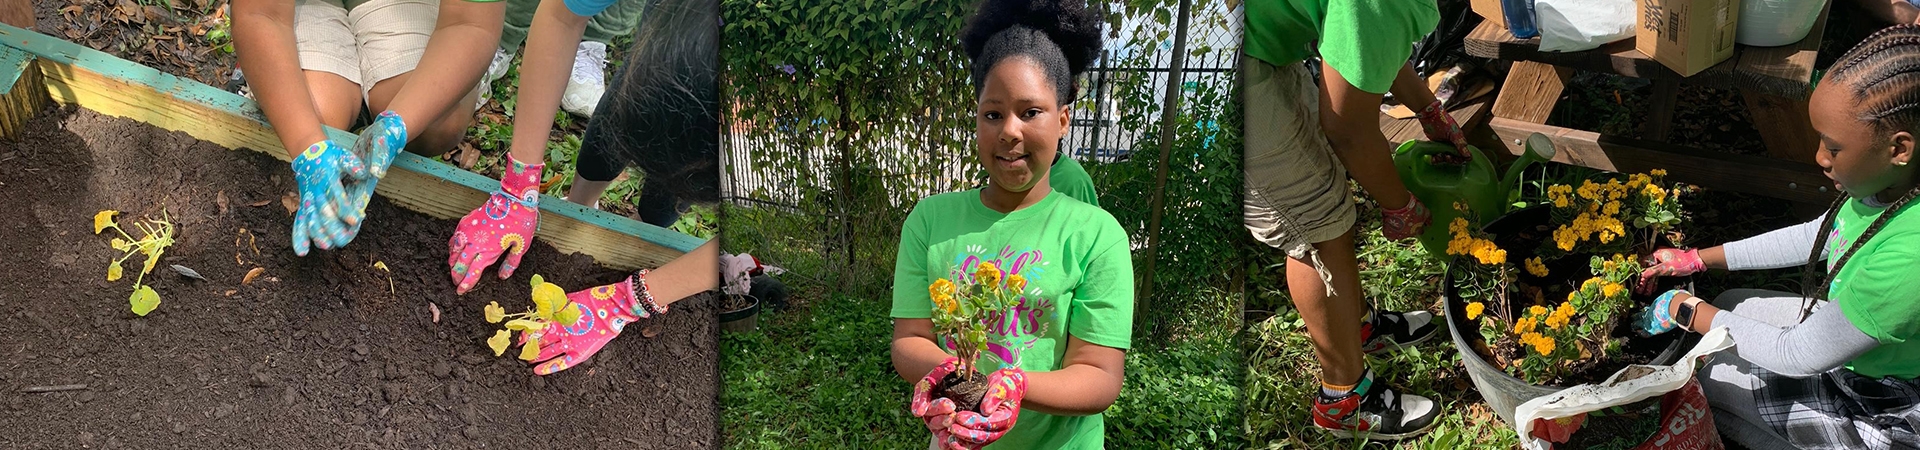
top-left (1553, 195), bottom-right (1571, 209)
top-left (1525, 257), bottom-right (1549, 277)
top-left (1533, 335), bottom-right (1557, 355)
top-left (1449, 217), bottom-right (1469, 235)
top-left (1651, 169), bottom-right (1668, 177)
top-left (975, 262), bottom-right (1002, 287)
top-left (1644, 184), bottom-right (1667, 204)
top-left (1514, 317), bottom-right (1536, 334)
top-left (1006, 274), bottom-right (1027, 292)
top-left (1453, 201), bottom-right (1469, 213)
top-left (1555, 301), bottom-right (1576, 318)
top-left (1602, 259), bottom-right (1618, 272)
top-left (1603, 200), bottom-right (1621, 216)
top-left (930, 278), bottom-right (956, 299)
top-left (1466, 302), bottom-right (1485, 320)
top-left (1529, 305), bottom-right (1548, 317)
top-left (1602, 283), bottom-right (1624, 298)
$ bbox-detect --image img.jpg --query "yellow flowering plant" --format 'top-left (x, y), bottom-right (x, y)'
top-left (1540, 170), bottom-right (1685, 259)
top-left (94, 210), bottom-right (175, 316)
top-left (929, 261), bottom-right (1025, 381)
top-left (482, 274), bottom-right (584, 361)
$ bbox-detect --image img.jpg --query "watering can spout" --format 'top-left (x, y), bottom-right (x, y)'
top-left (1500, 133), bottom-right (1557, 197)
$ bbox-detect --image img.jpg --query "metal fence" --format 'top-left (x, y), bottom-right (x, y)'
top-left (720, 1), bottom-right (1240, 210)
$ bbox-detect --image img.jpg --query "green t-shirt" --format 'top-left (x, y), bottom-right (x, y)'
top-left (1826, 199), bottom-right (1920, 379)
top-left (891, 190), bottom-right (1135, 449)
top-left (1242, 0), bottom-right (1439, 94)
top-left (1049, 155), bottom-right (1100, 207)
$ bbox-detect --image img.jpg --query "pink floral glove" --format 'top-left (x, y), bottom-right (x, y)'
top-left (1417, 100), bottom-right (1470, 161)
top-left (946, 368), bottom-right (1027, 448)
top-left (1381, 195), bottom-right (1432, 241)
top-left (449, 155), bottom-right (544, 294)
top-left (1637, 248), bottom-right (1705, 294)
top-left (521, 271), bottom-right (668, 375)
top-left (911, 357), bottom-right (964, 446)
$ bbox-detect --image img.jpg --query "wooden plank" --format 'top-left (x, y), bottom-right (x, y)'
top-left (1488, 117), bottom-right (1835, 204)
top-left (1742, 90), bottom-right (1818, 163)
top-left (0, 0), bottom-right (29, 29)
top-left (1464, 20), bottom-right (1813, 99)
top-left (0, 44), bottom-right (42, 139)
top-left (1733, 3), bottom-right (1828, 101)
top-left (1491, 61), bottom-right (1570, 124)
top-left (1381, 90), bottom-right (1492, 147)
top-left (0, 24), bottom-right (703, 271)
top-left (1644, 79), bottom-right (1679, 142)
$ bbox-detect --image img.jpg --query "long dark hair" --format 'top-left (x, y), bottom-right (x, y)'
top-left (1796, 24), bottom-right (1920, 321)
top-left (582, 0), bottom-right (720, 204)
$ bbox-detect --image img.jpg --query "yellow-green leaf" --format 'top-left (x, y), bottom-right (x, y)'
top-left (111, 238), bottom-right (128, 251)
top-left (486, 330), bottom-right (510, 356)
top-left (518, 339), bottom-right (541, 361)
top-left (141, 254), bottom-right (159, 275)
top-left (484, 301), bottom-right (505, 323)
top-left (107, 262), bottom-right (124, 281)
top-left (531, 282), bottom-right (566, 317)
top-left (129, 285), bottom-right (160, 316)
top-left (93, 210), bottom-right (118, 234)
top-left (505, 319), bottom-right (546, 331)
top-left (530, 274), bottom-right (545, 289)
top-left (555, 302), bottom-right (582, 326)
top-left (373, 261), bottom-right (389, 272)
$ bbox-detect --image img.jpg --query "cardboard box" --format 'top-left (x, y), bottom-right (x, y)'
top-left (1472, 0), bottom-right (1505, 29)
top-left (1635, 0), bottom-right (1741, 77)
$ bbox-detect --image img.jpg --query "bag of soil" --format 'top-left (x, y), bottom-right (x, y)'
top-left (1513, 328), bottom-right (1735, 450)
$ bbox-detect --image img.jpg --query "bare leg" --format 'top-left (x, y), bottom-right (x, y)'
top-left (304, 70), bottom-right (362, 131)
top-left (565, 179), bottom-right (613, 208)
top-left (1289, 229), bottom-right (1367, 386)
top-left (1320, 61), bottom-right (1412, 211)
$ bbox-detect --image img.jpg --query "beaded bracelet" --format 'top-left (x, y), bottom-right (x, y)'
top-left (630, 269), bottom-right (667, 316)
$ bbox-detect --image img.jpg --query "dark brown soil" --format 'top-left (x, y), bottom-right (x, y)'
top-left (0, 106), bottom-right (717, 449)
top-left (35, 0), bottom-right (237, 89)
top-left (934, 371), bottom-right (988, 414)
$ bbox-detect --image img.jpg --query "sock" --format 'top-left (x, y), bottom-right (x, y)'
top-left (1320, 369), bottom-right (1371, 398)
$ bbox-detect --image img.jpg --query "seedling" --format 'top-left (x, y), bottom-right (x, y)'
top-left (483, 274), bottom-right (584, 361)
top-left (94, 210), bottom-right (176, 316)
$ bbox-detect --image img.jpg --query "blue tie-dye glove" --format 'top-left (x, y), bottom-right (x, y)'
top-left (1634, 289), bottom-right (1688, 336)
top-left (337, 110), bottom-right (410, 241)
top-left (290, 140), bottom-right (369, 256)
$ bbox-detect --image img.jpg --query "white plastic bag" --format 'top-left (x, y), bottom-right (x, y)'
top-left (1536, 0), bottom-right (1635, 52)
top-left (1737, 0), bottom-right (1826, 47)
top-left (1513, 328), bottom-right (1737, 450)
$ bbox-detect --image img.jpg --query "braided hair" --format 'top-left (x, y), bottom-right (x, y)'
top-left (1797, 24), bottom-right (1920, 321)
top-left (959, 0), bottom-right (1105, 106)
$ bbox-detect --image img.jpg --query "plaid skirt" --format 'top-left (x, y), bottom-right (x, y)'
top-left (1753, 365), bottom-right (1920, 450)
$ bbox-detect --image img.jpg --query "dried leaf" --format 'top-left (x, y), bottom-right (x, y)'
top-left (107, 262), bottom-right (124, 281)
top-left (641, 326), bottom-right (660, 338)
top-left (169, 264), bottom-right (205, 280)
top-left (518, 339), bottom-right (541, 361)
top-left (215, 191), bottom-right (229, 215)
top-left (130, 285), bottom-right (160, 316)
top-left (280, 192), bottom-right (298, 215)
top-left (373, 261), bottom-right (389, 272)
top-left (242, 267), bottom-right (265, 285)
top-left (223, 290), bottom-right (237, 297)
top-left (430, 303), bottom-right (442, 323)
top-left (486, 330), bottom-right (510, 356)
top-left (94, 210), bottom-right (119, 234)
top-left (248, 199), bottom-right (271, 207)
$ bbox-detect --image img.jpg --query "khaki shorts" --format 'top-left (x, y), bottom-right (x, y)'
top-left (294, 0), bottom-right (483, 101)
top-left (1242, 55), bottom-right (1355, 262)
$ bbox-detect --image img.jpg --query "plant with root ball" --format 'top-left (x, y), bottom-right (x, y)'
top-left (94, 210), bottom-right (175, 316)
top-left (484, 275), bottom-right (583, 361)
top-left (929, 261), bottom-right (1025, 382)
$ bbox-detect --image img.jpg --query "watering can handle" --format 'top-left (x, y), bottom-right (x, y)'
top-left (1500, 133), bottom-right (1558, 195)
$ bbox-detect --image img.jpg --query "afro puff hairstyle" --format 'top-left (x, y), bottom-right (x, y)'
top-left (959, 0), bottom-right (1105, 106)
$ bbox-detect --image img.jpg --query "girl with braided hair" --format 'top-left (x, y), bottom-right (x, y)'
top-left (1634, 25), bottom-right (1920, 450)
top-left (890, 0), bottom-right (1130, 448)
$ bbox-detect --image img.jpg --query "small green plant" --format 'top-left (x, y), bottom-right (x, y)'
top-left (928, 261), bottom-right (1023, 380)
top-left (94, 210), bottom-right (175, 316)
top-left (483, 274), bottom-right (583, 360)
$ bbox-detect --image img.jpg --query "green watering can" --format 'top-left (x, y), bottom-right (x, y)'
top-left (1393, 133), bottom-right (1557, 258)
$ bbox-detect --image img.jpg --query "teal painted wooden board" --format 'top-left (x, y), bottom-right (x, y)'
top-left (0, 22), bottom-right (705, 256)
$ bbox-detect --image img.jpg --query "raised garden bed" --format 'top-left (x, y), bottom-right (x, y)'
top-left (0, 105), bottom-right (718, 449)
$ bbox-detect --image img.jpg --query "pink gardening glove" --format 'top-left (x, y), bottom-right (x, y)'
top-left (911, 357), bottom-right (964, 447)
top-left (1637, 248), bottom-right (1706, 294)
top-left (1418, 100), bottom-right (1469, 158)
top-left (1381, 195), bottom-right (1432, 241)
top-left (520, 271), bottom-right (668, 375)
top-left (449, 155), bottom-right (544, 294)
top-left (946, 368), bottom-right (1027, 449)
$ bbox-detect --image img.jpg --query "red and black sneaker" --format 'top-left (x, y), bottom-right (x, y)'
top-left (1312, 371), bottom-right (1441, 441)
top-left (1359, 308), bottom-right (1439, 355)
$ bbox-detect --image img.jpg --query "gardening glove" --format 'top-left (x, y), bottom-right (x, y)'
top-left (352, 110), bottom-right (409, 179)
top-left (1633, 289), bottom-right (1689, 335)
top-left (911, 357), bottom-right (964, 446)
top-left (1637, 248), bottom-right (1706, 294)
top-left (1417, 100), bottom-right (1470, 160)
top-left (520, 271), bottom-right (667, 375)
top-left (448, 155), bottom-right (544, 294)
top-left (946, 367), bottom-right (1027, 448)
top-left (1380, 195), bottom-right (1432, 241)
top-left (290, 140), bottom-right (369, 256)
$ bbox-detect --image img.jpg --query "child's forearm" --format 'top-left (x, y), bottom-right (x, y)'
top-left (890, 320), bottom-right (949, 381)
top-left (232, 1), bottom-right (328, 157)
top-left (507, 0), bottom-right (592, 165)
top-left (381, 1), bottom-right (503, 132)
top-left (1387, 63), bottom-right (1438, 110)
top-left (649, 240), bottom-right (720, 308)
top-left (1018, 363), bottom-right (1124, 416)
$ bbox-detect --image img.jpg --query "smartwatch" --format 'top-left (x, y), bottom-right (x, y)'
top-left (1674, 297), bottom-right (1704, 333)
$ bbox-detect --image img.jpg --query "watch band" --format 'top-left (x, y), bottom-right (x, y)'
top-left (1675, 298), bottom-right (1702, 332)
